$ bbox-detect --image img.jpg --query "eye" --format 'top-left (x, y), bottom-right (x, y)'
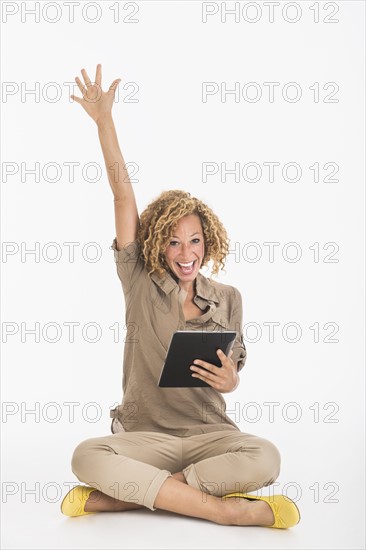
top-left (192, 238), bottom-right (200, 244)
top-left (169, 240), bottom-right (179, 246)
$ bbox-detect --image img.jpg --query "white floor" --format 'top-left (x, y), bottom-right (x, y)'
top-left (2, 452), bottom-right (365, 550)
top-left (1, 494), bottom-right (365, 550)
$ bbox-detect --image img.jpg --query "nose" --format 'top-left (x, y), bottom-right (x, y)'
top-left (179, 242), bottom-right (194, 260)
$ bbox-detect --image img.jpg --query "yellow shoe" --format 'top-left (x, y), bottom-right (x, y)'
top-left (222, 492), bottom-right (301, 529)
top-left (60, 485), bottom-right (98, 517)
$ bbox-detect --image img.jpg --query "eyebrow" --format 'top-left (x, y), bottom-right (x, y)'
top-left (171, 232), bottom-right (201, 238)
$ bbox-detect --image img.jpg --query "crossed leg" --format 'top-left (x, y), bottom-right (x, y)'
top-left (71, 430), bottom-right (280, 526)
top-left (83, 471), bottom-right (186, 512)
top-left (83, 470), bottom-right (274, 525)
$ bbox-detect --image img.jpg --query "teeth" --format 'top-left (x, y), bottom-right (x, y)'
top-left (177, 261), bottom-right (194, 267)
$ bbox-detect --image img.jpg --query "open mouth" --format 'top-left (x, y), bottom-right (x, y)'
top-left (175, 260), bottom-right (196, 275)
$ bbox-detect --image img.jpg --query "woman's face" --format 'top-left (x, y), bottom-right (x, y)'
top-left (163, 214), bottom-right (205, 282)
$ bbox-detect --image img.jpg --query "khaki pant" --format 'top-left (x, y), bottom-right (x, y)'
top-left (71, 430), bottom-right (281, 511)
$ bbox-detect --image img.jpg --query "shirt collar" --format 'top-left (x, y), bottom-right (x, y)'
top-left (195, 271), bottom-right (220, 303)
top-left (150, 269), bottom-right (220, 304)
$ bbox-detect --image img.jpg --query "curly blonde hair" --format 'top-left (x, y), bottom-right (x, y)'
top-left (137, 189), bottom-right (230, 279)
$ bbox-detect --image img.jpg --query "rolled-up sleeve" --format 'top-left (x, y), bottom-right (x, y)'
top-left (230, 287), bottom-right (247, 372)
top-left (110, 237), bottom-right (145, 295)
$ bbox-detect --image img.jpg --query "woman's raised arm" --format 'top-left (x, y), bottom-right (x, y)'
top-left (71, 64), bottom-right (139, 250)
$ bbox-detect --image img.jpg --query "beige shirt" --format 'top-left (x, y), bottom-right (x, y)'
top-left (109, 237), bottom-right (247, 437)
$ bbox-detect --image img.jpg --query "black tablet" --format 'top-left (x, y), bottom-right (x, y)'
top-left (158, 330), bottom-right (237, 387)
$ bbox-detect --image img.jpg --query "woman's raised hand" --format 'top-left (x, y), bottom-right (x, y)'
top-left (70, 64), bottom-right (121, 124)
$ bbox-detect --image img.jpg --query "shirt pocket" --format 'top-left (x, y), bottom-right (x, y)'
top-left (209, 310), bottom-right (244, 365)
top-left (149, 283), bottom-right (172, 314)
top-left (210, 309), bottom-right (230, 330)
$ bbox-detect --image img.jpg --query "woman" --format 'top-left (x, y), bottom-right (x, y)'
top-left (61, 64), bottom-right (300, 528)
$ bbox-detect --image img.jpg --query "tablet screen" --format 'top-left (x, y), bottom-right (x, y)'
top-left (158, 330), bottom-right (237, 387)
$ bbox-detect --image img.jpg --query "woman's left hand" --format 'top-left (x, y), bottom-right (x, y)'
top-left (190, 349), bottom-right (239, 393)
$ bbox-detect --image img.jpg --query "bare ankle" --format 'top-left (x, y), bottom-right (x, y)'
top-left (210, 497), bottom-right (233, 525)
top-left (84, 490), bottom-right (103, 512)
top-left (222, 497), bottom-right (274, 527)
top-left (84, 490), bottom-right (144, 513)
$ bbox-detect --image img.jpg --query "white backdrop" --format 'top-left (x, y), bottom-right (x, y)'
top-left (1, 1), bottom-right (365, 549)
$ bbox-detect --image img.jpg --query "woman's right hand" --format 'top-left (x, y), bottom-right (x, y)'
top-left (70, 64), bottom-right (121, 125)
